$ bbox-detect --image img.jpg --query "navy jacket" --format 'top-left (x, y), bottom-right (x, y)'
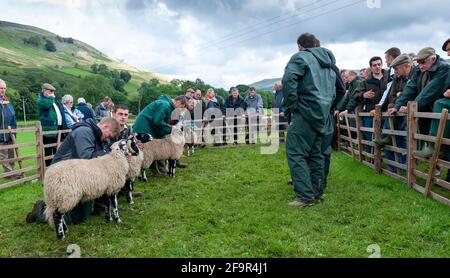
top-left (76, 103), bottom-right (95, 121)
top-left (0, 98), bottom-right (17, 143)
top-left (51, 118), bottom-right (107, 165)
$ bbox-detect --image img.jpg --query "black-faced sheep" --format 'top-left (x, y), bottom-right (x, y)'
top-left (140, 127), bottom-right (185, 182)
top-left (44, 137), bottom-right (140, 240)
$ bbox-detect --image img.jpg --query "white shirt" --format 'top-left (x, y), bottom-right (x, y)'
top-left (53, 102), bottom-right (63, 126)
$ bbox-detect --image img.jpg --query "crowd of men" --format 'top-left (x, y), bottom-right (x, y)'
top-left (0, 34), bottom-right (449, 225)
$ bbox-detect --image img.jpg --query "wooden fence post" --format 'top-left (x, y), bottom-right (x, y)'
top-left (336, 114), bottom-right (341, 152)
top-left (424, 108), bottom-right (448, 196)
top-left (373, 105), bottom-right (382, 173)
top-left (8, 126), bottom-right (24, 178)
top-left (35, 121), bottom-right (45, 181)
top-left (344, 114), bottom-right (356, 159)
top-left (407, 102), bottom-right (418, 188)
top-left (355, 107), bottom-right (364, 162)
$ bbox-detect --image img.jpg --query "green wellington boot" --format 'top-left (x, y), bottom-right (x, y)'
top-left (373, 135), bottom-right (392, 147)
top-left (413, 145), bottom-right (435, 159)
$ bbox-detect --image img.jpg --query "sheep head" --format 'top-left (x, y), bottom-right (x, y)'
top-left (170, 126), bottom-right (185, 146)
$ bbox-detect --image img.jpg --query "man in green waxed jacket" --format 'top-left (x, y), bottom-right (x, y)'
top-left (281, 33), bottom-right (337, 207)
top-left (133, 95), bottom-right (186, 176)
top-left (388, 47), bottom-right (450, 158)
top-left (37, 83), bottom-right (67, 167)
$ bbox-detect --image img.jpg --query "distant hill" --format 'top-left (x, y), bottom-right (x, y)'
top-left (249, 78), bottom-right (281, 92)
top-left (0, 20), bottom-right (168, 93)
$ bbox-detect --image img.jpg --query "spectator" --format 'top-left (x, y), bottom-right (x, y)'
top-left (377, 47), bottom-right (402, 111)
top-left (442, 38), bottom-right (450, 182)
top-left (26, 117), bottom-right (120, 225)
top-left (204, 90), bottom-right (222, 146)
top-left (337, 70), bottom-right (362, 115)
top-left (0, 79), bottom-right (18, 178)
top-left (133, 95), bottom-right (186, 176)
top-left (442, 38), bottom-right (450, 57)
top-left (353, 57), bottom-right (390, 156)
top-left (244, 87), bottom-right (263, 113)
top-left (385, 47), bottom-right (401, 69)
top-left (272, 81), bottom-right (287, 143)
top-left (390, 47), bottom-right (450, 158)
top-left (281, 32), bottom-right (337, 207)
top-left (193, 89), bottom-right (207, 115)
top-left (244, 87), bottom-right (263, 144)
top-left (76, 97), bottom-right (95, 121)
top-left (184, 88), bottom-right (194, 103)
top-left (95, 96), bottom-right (112, 120)
top-left (107, 102), bottom-right (115, 117)
top-left (374, 54), bottom-right (414, 171)
top-left (225, 87), bottom-right (245, 144)
top-left (359, 68), bottom-right (369, 80)
top-left (37, 83), bottom-right (67, 167)
top-left (61, 95), bottom-right (84, 128)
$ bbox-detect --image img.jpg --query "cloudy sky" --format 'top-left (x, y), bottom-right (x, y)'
top-left (2, 0), bottom-right (449, 88)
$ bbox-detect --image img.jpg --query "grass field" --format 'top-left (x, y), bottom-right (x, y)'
top-left (0, 146), bottom-right (449, 258)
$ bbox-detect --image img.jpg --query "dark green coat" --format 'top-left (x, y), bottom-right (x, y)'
top-left (133, 95), bottom-right (174, 139)
top-left (395, 56), bottom-right (450, 111)
top-left (37, 95), bottom-right (67, 138)
top-left (337, 76), bottom-right (362, 112)
top-left (282, 47), bottom-right (337, 134)
top-left (383, 68), bottom-right (414, 111)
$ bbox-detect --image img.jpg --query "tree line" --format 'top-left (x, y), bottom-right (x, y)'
top-left (0, 65), bottom-right (275, 122)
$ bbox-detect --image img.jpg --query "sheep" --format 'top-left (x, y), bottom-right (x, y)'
top-left (44, 137), bottom-right (140, 240)
top-left (121, 133), bottom-right (152, 205)
top-left (140, 126), bottom-right (185, 182)
top-left (122, 151), bottom-right (143, 205)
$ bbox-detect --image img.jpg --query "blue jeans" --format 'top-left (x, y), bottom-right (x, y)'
top-left (383, 118), bottom-right (407, 171)
top-left (362, 117), bottom-right (373, 154)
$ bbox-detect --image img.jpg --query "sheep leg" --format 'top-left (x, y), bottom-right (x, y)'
top-left (140, 168), bottom-right (148, 183)
top-left (125, 180), bottom-right (134, 205)
top-left (103, 195), bottom-right (112, 223)
top-left (168, 159), bottom-right (176, 177)
top-left (110, 194), bottom-right (121, 223)
top-left (53, 211), bottom-right (65, 240)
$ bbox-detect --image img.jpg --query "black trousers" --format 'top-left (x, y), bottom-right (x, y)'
top-left (43, 136), bottom-right (58, 167)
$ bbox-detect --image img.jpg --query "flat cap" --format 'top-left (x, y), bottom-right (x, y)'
top-left (414, 47), bottom-right (436, 61)
top-left (442, 38), bottom-right (450, 51)
top-left (42, 83), bottom-right (56, 91)
top-left (390, 54), bottom-right (412, 68)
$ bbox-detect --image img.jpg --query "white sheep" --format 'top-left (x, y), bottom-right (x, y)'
top-left (44, 138), bottom-right (139, 240)
top-left (140, 127), bottom-right (185, 182)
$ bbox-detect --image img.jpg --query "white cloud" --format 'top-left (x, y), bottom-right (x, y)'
top-left (2, 0), bottom-right (449, 89)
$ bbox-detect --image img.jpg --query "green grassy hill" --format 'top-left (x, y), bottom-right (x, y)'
top-left (249, 78), bottom-right (281, 92)
top-left (0, 20), bottom-right (168, 96)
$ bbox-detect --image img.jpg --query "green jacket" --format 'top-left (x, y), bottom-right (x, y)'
top-left (133, 95), bottom-right (174, 139)
top-left (282, 47), bottom-right (337, 134)
top-left (383, 68), bottom-right (414, 111)
top-left (395, 56), bottom-right (450, 111)
top-left (337, 76), bottom-right (362, 112)
top-left (37, 94), bottom-right (67, 138)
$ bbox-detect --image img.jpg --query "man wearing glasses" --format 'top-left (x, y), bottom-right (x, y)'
top-left (389, 47), bottom-right (450, 158)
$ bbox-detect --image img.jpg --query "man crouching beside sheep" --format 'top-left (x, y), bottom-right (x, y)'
top-left (133, 95), bottom-right (186, 177)
top-left (25, 117), bottom-right (120, 225)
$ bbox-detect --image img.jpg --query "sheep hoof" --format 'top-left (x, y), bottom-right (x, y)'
top-left (115, 218), bottom-right (122, 224)
top-left (105, 217), bottom-right (112, 223)
top-left (129, 200), bottom-right (135, 205)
